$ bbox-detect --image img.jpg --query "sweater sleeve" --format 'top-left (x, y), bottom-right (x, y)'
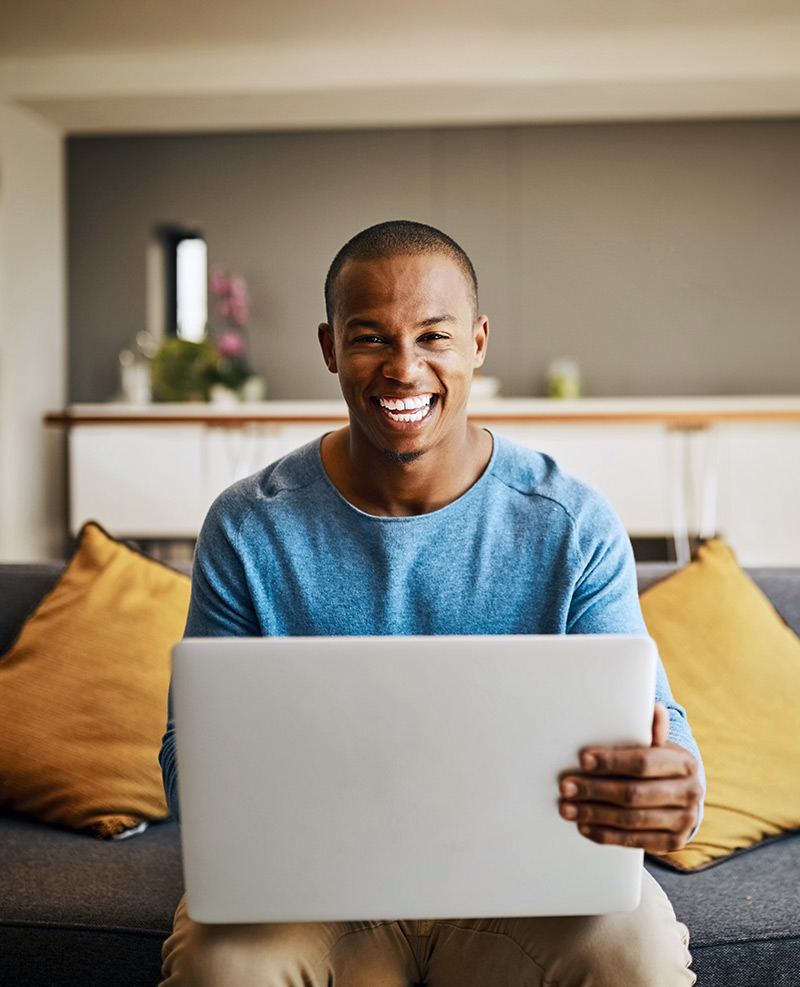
top-left (159, 491), bottom-right (262, 821)
top-left (566, 498), bottom-right (706, 834)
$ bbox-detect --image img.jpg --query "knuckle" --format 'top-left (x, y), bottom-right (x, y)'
top-left (622, 806), bottom-right (652, 831)
top-left (590, 752), bottom-right (609, 772)
top-left (681, 807), bottom-right (698, 830)
top-left (623, 783), bottom-right (647, 807)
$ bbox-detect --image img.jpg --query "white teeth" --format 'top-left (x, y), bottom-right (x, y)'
top-left (386, 407), bottom-right (427, 422)
top-left (378, 395), bottom-right (434, 423)
top-left (379, 395), bottom-right (432, 412)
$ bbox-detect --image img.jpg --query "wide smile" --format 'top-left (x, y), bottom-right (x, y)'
top-left (373, 393), bottom-right (438, 425)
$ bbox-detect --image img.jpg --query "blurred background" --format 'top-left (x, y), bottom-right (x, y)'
top-left (1, 1), bottom-right (798, 559)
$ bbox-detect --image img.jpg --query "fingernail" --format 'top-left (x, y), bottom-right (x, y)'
top-left (561, 804), bottom-right (578, 820)
top-left (561, 780), bottom-right (578, 797)
top-left (581, 753), bottom-right (597, 771)
top-left (579, 824), bottom-right (591, 836)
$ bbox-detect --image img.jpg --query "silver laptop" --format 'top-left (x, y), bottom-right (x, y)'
top-left (171, 634), bottom-right (656, 924)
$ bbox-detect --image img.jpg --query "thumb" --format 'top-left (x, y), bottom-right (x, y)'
top-left (652, 701), bottom-right (670, 747)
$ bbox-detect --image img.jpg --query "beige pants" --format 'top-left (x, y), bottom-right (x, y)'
top-left (160, 870), bottom-right (694, 987)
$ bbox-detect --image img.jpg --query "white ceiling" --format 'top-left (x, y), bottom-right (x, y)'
top-left (1, 0), bottom-right (796, 55)
top-left (1, 0), bottom-right (798, 133)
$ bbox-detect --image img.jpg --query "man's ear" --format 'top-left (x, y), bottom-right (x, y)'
top-left (473, 316), bottom-right (489, 369)
top-left (318, 324), bottom-right (338, 374)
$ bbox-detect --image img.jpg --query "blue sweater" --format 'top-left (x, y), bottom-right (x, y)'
top-left (160, 432), bottom-right (703, 820)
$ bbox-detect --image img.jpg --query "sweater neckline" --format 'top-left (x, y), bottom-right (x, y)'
top-left (314, 429), bottom-right (499, 523)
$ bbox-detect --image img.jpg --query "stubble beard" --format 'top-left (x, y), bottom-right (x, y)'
top-left (381, 447), bottom-right (423, 464)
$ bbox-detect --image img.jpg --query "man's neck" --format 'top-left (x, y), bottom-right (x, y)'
top-left (320, 426), bottom-right (493, 517)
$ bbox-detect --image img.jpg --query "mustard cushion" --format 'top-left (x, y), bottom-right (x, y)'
top-left (0, 522), bottom-right (190, 836)
top-left (640, 538), bottom-right (800, 871)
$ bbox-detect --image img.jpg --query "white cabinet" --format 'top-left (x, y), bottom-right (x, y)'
top-left (714, 424), bottom-right (800, 566)
top-left (492, 423), bottom-right (672, 535)
top-left (60, 400), bottom-right (800, 565)
top-left (70, 421), bottom-right (677, 542)
top-left (70, 423), bottom-right (332, 539)
top-left (72, 426), bottom-right (209, 538)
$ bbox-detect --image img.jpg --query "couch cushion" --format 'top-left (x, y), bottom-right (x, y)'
top-left (639, 539), bottom-right (800, 871)
top-left (0, 565), bottom-right (61, 654)
top-left (647, 832), bottom-right (800, 987)
top-left (743, 568), bottom-right (800, 637)
top-left (0, 522), bottom-right (191, 836)
top-left (0, 809), bottom-right (183, 987)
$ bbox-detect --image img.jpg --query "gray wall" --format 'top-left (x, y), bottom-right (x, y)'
top-left (67, 121), bottom-right (800, 402)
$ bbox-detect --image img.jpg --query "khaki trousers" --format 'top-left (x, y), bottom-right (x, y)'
top-left (160, 870), bottom-right (694, 987)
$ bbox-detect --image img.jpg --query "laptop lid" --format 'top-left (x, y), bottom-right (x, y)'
top-left (172, 634), bottom-right (656, 924)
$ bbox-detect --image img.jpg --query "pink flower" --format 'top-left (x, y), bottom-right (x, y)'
top-left (228, 277), bottom-right (250, 326)
top-left (210, 266), bottom-right (250, 327)
top-left (230, 276), bottom-right (248, 302)
top-left (210, 266), bottom-right (231, 296)
top-left (230, 303), bottom-right (249, 326)
top-left (217, 330), bottom-right (246, 359)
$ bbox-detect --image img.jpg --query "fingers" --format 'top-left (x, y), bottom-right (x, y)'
top-left (558, 738), bottom-right (703, 851)
top-left (576, 742), bottom-right (697, 780)
top-left (560, 773), bottom-right (693, 810)
top-left (569, 823), bottom-right (695, 854)
top-left (560, 801), bottom-right (693, 834)
top-left (558, 794), bottom-right (700, 852)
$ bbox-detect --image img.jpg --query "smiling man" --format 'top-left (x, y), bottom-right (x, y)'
top-left (317, 235), bottom-right (491, 514)
top-left (159, 220), bottom-right (703, 986)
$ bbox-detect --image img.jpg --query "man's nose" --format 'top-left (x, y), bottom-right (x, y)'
top-left (381, 342), bottom-right (420, 382)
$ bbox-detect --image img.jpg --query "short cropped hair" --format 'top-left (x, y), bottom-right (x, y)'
top-left (324, 220), bottom-right (479, 326)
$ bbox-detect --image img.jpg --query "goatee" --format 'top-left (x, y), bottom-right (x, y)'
top-left (381, 448), bottom-right (423, 464)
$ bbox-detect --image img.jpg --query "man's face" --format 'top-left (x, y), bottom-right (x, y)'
top-left (318, 252), bottom-right (488, 463)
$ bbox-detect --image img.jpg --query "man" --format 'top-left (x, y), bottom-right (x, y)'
top-left (160, 220), bottom-right (704, 986)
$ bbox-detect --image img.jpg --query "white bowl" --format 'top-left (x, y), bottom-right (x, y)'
top-left (470, 376), bottom-right (501, 399)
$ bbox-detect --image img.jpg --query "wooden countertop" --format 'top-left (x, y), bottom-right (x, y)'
top-left (45, 396), bottom-right (800, 429)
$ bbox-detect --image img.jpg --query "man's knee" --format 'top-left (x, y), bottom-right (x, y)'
top-left (569, 917), bottom-right (692, 986)
top-left (161, 902), bottom-right (409, 987)
top-left (184, 922), bottom-right (327, 987)
top-left (475, 873), bottom-right (694, 987)
top-left (161, 899), bottom-right (336, 987)
top-left (564, 875), bottom-right (694, 987)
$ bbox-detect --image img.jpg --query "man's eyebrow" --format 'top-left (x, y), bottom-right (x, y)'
top-left (343, 314), bottom-right (457, 331)
top-left (343, 318), bottom-right (383, 331)
top-left (419, 315), bottom-right (456, 327)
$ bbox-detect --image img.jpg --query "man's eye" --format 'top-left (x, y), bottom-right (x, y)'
top-left (421, 333), bottom-right (448, 342)
top-left (354, 335), bottom-right (384, 344)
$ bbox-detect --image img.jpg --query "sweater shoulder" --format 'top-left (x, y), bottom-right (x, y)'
top-left (203, 437), bottom-right (328, 531)
top-left (490, 433), bottom-right (613, 525)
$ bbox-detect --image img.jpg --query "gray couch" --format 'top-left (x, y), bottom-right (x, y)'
top-left (1, 561), bottom-right (799, 987)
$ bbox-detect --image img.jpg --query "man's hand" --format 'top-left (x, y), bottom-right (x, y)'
top-left (558, 702), bottom-right (703, 853)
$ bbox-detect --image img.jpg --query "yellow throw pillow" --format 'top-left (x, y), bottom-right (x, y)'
top-left (640, 538), bottom-right (800, 871)
top-left (0, 522), bottom-right (190, 836)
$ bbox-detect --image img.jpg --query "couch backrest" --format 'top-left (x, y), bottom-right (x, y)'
top-left (0, 565), bottom-right (63, 654)
top-left (746, 569), bottom-right (800, 635)
top-left (0, 561), bottom-right (192, 655)
top-left (636, 563), bottom-right (800, 637)
top-left (2, 561), bottom-right (799, 653)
